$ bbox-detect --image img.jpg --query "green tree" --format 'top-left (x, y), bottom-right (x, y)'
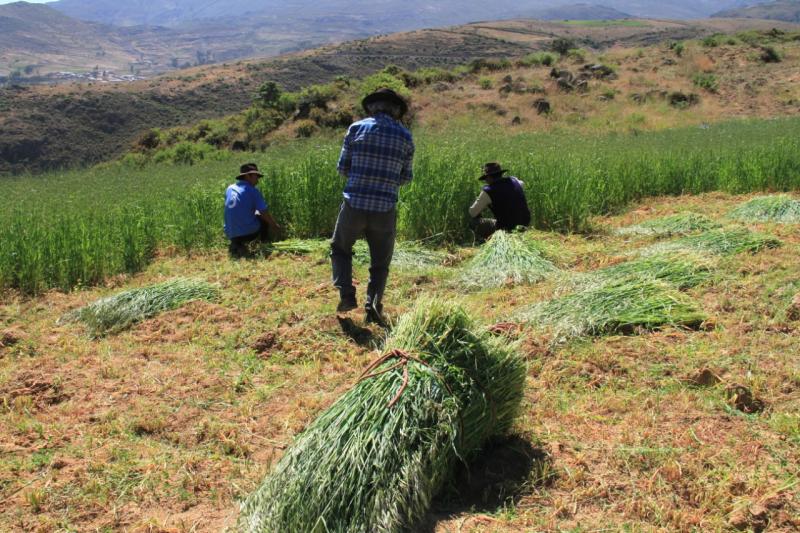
top-left (256, 81), bottom-right (283, 108)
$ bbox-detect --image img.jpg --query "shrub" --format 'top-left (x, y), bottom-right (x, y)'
top-left (760, 46), bottom-right (781, 63)
top-left (295, 119), bottom-right (318, 138)
top-left (467, 58), bottom-right (511, 73)
top-left (255, 81), bottom-right (283, 107)
top-left (551, 37), bottom-right (577, 55)
top-left (297, 83), bottom-right (339, 109)
top-left (701, 34), bottom-right (723, 48)
top-left (359, 72), bottom-right (410, 101)
top-left (135, 128), bottom-right (162, 151)
top-left (568, 48), bottom-right (587, 63)
top-left (670, 41), bottom-right (685, 57)
top-left (692, 73), bottom-right (719, 93)
top-left (519, 52), bottom-right (555, 67)
top-left (478, 77), bottom-right (493, 90)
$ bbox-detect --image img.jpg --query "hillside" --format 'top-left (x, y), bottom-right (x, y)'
top-left (0, 2), bottom-right (144, 78)
top-left (0, 2), bottom-right (376, 81)
top-left (713, 0), bottom-right (800, 22)
top-left (3, 17), bottom-right (800, 176)
top-left (526, 3), bottom-right (633, 20)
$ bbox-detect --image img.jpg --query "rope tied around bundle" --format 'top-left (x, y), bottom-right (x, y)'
top-left (357, 348), bottom-right (455, 408)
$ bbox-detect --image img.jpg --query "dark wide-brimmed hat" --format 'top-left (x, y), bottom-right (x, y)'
top-left (479, 162), bottom-right (509, 181)
top-left (237, 162), bottom-right (264, 180)
top-left (361, 88), bottom-right (408, 117)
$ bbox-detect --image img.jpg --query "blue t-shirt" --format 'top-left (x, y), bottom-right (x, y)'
top-left (224, 181), bottom-right (268, 239)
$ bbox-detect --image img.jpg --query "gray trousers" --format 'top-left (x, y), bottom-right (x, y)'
top-left (331, 201), bottom-right (396, 308)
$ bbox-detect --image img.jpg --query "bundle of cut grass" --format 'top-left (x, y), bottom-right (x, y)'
top-left (237, 299), bottom-right (526, 532)
top-left (517, 275), bottom-right (706, 342)
top-left (617, 212), bottom-right (721, 237)
top-left (583, 251), bottom-right (714, 291)
top-left (264, 238), bottom-right (329, 256)
top-left (459, 231), bottom-right (558, 290)
top-left (62, 278), bottom-right (220, 337)
top-left (727, 195), bottom-right (800, 224)
top-left (642, 227), bottom-right (781, 257)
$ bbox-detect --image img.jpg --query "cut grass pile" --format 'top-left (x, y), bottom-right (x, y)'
top-left (458, 231), bottom-right (558, 290)
top-left (641, 227), bottom-right (781, 257)
top-left (265, 238), bottom-right (450, 270)
top-left (264, 238), bottom-right (328, 256)
top-left (727, 195), bottom-right (800, 223)
top-left (617, 212), bottom-right (721, 237)
top-left (582, 251), bottom-right (714, 290)
top-left (237, 299), bottom-right (526, 532)
top-left (62, 278), bottom-right (220, 337)
top-left (517, 275), bottom-right (706, 342)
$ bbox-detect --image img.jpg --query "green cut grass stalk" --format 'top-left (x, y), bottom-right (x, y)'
top-left (458, 231), bottom-right (558, 290)
top-left (265, 238), bottom-right (451, 270)
top-left (517, 275), bottom-right (706, 342)
top-left (727, 195), bottom-right (800, 223)
top-left (641, 227), bottom-right (781, 256)
top-left (582, 251), bottom-right (715, 290)
top-left (616, 212), bottom-right (721, 237)
top-left (62, 278), bottom-right (220, 337)
top-left (237, 298), bottom-right (526, 532)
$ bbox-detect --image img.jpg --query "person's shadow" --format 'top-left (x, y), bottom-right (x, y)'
top-left (336, 315), bottom-right (378, 348)
top-left (420, 435), bottom-right (553, 532)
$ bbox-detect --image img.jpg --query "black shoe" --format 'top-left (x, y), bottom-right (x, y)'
top-left (365, 305), bottom-right (389, 328)
top-left (229, 243), bottom-right (249, 259)
top-left (337, 294), bottom-right (358, 313)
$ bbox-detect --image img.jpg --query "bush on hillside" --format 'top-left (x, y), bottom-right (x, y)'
top-left (359, 72), bottom-right (411, 102)
top-left (519, 52), bottom-right (555, 67)
top-left (467, 58), bottom-right (511, 73)
top-left (256, 81), bottom-right (283, 108)
top-left (551, 37), bottom-right (577, 56)
top-left (760, 46), bottom-right (782, 63)
top-left (669, 41), bottom-right (685, 57)
top-left (135, 128), bottom-right (162, 151)
top-left (692, 73), bottom-right (719, 93)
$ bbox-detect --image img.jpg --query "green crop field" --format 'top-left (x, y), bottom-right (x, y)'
top-left (2, 117), bottom-right (800, 294)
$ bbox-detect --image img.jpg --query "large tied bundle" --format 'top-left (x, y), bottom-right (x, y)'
top-left (238, 299), bottom-right (526, 532)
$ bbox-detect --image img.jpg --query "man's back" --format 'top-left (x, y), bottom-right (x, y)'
top-left (224, 181), bottom-right (266, 239)
top-left (337, 113), bottom-right (414, 212)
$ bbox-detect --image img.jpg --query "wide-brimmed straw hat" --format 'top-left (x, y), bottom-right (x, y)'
top-left (361, 88), bottom-right (408, 117)
top-left (479, 162), bottom-right (509, 181)
top-left (237, 162), bottom-right (264, 179)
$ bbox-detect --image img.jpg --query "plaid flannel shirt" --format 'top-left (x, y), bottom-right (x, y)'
top-left (337, 113), bottom-right (415, 212)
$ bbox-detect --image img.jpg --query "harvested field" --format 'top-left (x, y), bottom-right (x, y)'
top-left (1, 193), bottom-right (798, 532)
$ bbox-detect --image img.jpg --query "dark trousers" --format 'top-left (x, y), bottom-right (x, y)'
top-left (229, 220), bottom-right (269, 256)
top-left (331, 201), bottom-right (396, 309)
top-left (470, 217), bottom-right (498, 242)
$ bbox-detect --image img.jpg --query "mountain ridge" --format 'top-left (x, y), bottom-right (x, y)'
top-left (713, 0), bottom-right (800, 22)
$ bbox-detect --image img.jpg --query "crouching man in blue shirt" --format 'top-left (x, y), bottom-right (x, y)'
top-left (332, 88), bottom-right (415, 326)
top-left (224, 163), bottom-right (281, 258)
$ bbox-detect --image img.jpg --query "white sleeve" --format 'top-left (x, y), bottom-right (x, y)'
top-left (469, 191), bottom-right (492, 218)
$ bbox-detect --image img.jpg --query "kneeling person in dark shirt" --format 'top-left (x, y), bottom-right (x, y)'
top-left (468, 162), bottom-right (531, 240)
top-left (224, 163), bottom-right (281, 258)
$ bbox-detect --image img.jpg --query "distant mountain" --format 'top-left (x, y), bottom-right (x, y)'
top-left (713, 1), bottom-right (800, 22)
top-left (526, 4), bottom-right (632, 20)
top-left (48, 0), bottom-right (764, 27)
top-left (0, 2), bottom-right (143, 77)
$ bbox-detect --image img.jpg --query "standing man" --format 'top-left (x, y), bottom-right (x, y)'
top-left (469, 162), bottom-right (531, 240)
top-left (224, 163), bottom-right (281, 258)
top-left (331, 88), bottom-right (415, 326)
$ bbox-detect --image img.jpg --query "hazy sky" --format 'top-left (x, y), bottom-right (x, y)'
top-left (0, 0), bottom-right (53, 4)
